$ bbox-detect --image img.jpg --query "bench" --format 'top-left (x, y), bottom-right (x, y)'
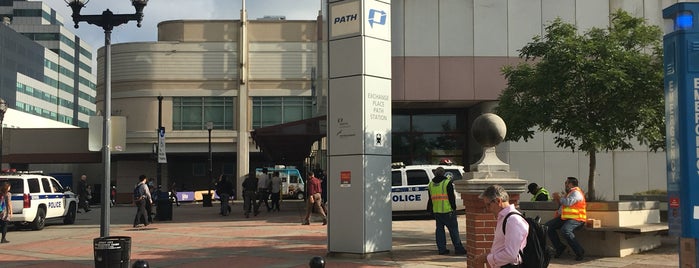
top-left (520, 201), bottom-right (668, 257)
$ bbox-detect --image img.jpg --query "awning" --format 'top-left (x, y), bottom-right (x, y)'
top-left (251, 116), bottom-right (326, 162)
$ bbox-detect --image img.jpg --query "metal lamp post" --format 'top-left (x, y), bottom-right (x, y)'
top-left (205, 121), bottom-right (213, 207)
top-left (65, 0), bottom-right (148, 238)
top-left (0, 98), bottom-right (7, 171)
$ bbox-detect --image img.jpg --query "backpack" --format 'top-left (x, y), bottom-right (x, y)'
top-left (503, 212), bottom-right (551, 268)
top-left (133, 184), bottom-right (144, 201)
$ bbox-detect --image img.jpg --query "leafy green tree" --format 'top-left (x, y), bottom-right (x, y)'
top-left (495, 10), bottom-right (665, 200)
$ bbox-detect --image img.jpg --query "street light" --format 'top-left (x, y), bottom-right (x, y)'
top-left (205, 121), bottom-right (213, 207)
top-left (65, 0), bottom-right (148, 238)
top-left (0, 98), bottom-right (7, 171)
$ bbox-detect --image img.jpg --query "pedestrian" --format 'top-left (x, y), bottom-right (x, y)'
top-left (426, 167), bottom-right (466, 255)
top-left (133, 175), bottom-right (152, 227)
top-left (256, 168), bottom-right (271, 212)
top-left (242, 172), bottom-right (259, 218)
top-left (302, 171), bottom-right (327, 225)
top-left (270, 171), bottom-right (282, 211)
top-left (169, 181), bottom-right (180, 206)
top-left (0, 182), bottom-right (12, 243)
top-left (546, 176), bottom-right (586, 261)
top-left (77, 174), bottom-right (91, 212)
top-left (473, 184), bottom-right (528, 267)
top-left (215, 174), bottom-right (233, 216)
top-left (110, 186), bottom-right (117, 207)
top-left (527, 182), bottom-right (550, 201)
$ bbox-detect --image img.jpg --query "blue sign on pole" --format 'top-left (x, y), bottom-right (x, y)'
top-left (664, 3), bottom-right (699, 266)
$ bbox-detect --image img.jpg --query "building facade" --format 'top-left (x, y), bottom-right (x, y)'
top-left (0, 0), bottom-right (96, 128)
top-left (19, 0), bottom-right (673, 201)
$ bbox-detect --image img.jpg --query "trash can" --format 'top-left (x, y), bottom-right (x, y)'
top-left (202, 193), bottom-right (213, 207)
top-left (94, 236), bottom-right (131, 268)
top-left (156, 192), bottom-right (172, 221)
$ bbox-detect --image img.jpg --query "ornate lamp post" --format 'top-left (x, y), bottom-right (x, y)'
top-left (65, 0), bottom-right (148, 238)
top-left (0, 98), bottom-right (7, 171)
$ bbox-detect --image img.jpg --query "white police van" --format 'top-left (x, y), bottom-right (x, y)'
top-left (391, 162), bottom-right (466, 213)
top-left (0, 171), bottom-right (78, 230)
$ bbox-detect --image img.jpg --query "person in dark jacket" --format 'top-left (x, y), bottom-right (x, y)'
top-left (426, 167), bottom-right (466, 255)
top-left (242, 173), bottom-right (258, 218)
top-left (216, 174), bottom-right (234, 216)
top-left (77, 175), bottom-right (91, 212)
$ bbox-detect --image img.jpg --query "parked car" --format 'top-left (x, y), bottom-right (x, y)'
top-left (0, 171), bottom-right (78, 230)
top-left (391, 162), bottom-right (466, 213)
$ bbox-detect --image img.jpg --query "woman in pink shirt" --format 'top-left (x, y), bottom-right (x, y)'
top-left (474, 185), bottom-right (529, 268)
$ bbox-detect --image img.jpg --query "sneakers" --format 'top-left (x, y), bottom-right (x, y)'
top-left (575, 249), bottom-right (585, 261)
top-left (1, 239), bottom-right (9, 243)
top-left (322, 219), bottom-right (328, 225)
top-left (454, 249), bottom-right (467, 255)
top-left (438, 250), bottom-right (450, 255)
top-left (301, 221), bottom-right (310, 225)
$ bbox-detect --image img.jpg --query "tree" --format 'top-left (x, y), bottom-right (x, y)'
top-left (495, 10), bottom-right (665, 200)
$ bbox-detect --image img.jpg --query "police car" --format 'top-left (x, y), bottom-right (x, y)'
top-left (391, 162), bottom-right (466, 213)
top-left (0, 171), bottom-right (78, 230)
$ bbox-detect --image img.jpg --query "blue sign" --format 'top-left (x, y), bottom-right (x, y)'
top-left (664, 3), bottom-right (699, 267)
top-left (367, 9), bottom-right (386, 28)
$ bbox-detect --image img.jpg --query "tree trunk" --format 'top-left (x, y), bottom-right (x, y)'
top-left (587, 149), bottom-right (596, 201)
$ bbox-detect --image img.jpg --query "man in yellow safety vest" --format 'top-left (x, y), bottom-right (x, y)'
top-left (426, 167), bottom-right (466, 256)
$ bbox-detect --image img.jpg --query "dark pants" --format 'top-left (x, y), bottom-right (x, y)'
top-left (270, 191), bottom-right (280, 211)
top-left (145, 198), bottom-right (153, 223)
top-left (434, 212), bottom-right (465, 253)
top-left (0, 219), bottom-right (7, 241)
top-left (79, 196), bottom-right (90, 212)
top-left (256, 189), bottom-right (270, 210)
top-left (133, 199), bottom-right (149, 226)
top-left (219, 193), bottom-right (230, 216)
top-left (243, 190), bottom-right (258, 215)
top-left (546, 217), bottom-right (585, 257)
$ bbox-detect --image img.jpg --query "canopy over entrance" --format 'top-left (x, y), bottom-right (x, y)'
top-left (251, 116), bottom-right (326, 162)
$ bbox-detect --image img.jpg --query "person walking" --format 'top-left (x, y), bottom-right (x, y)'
top-left (110, 186), bottom-right (117, 207)
top-left (0, 182), bottom-right (13, 243)
top-left (77, 175), bottom-right (91, 212)
top-left (302, 171), bottom-right (327, 225)
top-left (169, 181), bottom-right (180, 207)
top-left (527, 182), bottom-right (550, 201)
top-left (242, 173), bottom-right (259, 218)
top-left (546, 176), bottom-right (587, 261)
top-left (270, 171), bottom-right (282, 211)
top-left (216, 174), bottom-right (233, 216)
top-left (256, 168), bottom-right (271, 212)
top-left (473, 185), bottom-right (529, 267)
top-left (425, 167), bottom-right (466, 255)
top-left (133, 175), bottom-right (153, 227)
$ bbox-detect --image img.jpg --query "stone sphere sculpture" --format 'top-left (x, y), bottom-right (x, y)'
top-left (471, 113), bottom-right (506, 148)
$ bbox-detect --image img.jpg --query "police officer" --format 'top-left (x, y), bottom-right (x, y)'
top-left (426, 167), bottom-right (466, 255)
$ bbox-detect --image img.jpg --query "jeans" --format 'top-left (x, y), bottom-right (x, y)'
top-left (243, 190), bottom-right (258, 214)
top-left (434, 212), bottom-right (465, 253)
top-left (545, 217), bottom-right (585, 256)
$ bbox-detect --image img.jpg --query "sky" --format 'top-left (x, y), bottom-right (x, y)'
top-left (38, 0), bottom-right (321, 51)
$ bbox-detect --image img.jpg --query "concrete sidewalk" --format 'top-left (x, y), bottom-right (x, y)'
top-left (0, 200), bottom-right (679, 267)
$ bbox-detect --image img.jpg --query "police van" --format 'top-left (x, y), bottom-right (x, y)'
top-left (255, 166), bottom-right (305, 200)
top-left (391, 162), bottom-right (466, 213)
top-left (0, 171), bottom-right (78, 230)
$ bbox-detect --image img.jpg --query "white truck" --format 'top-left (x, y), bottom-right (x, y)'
top-left (255, 166), bottom-right (306, 200)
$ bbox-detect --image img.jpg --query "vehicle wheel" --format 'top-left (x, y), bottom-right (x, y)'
top-left (31, 207), bottom-right (46, 230)
top-left (63, 202), bottom-right (77, 224)
top-left (296, 191), bottom-right (305, 200)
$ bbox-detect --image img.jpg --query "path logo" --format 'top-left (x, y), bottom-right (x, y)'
top-left (368, 9), bottom-right (386, 28)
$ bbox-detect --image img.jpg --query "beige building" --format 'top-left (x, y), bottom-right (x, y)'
top-left (5, 0), bottom-right (676, 201)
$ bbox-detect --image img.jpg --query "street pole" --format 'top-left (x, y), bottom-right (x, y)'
top-left (157, 96), bottom-right (163, 188)
top-left (65, 0), bottom-right (148, 238)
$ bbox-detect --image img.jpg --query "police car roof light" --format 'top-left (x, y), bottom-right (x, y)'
top-left (391, 162), bottom-right (406, 169)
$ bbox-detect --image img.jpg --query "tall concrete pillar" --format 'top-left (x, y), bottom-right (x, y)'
top-left (454, 113), bottom-right (527, 267)
top-left (326, 0), bottom-right (392, 255)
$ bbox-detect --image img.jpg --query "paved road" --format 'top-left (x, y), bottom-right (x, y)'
top-left (0, 200), bottom-right (680, 267)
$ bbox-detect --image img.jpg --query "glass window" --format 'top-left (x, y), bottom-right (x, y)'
top-left (412, 114), bottom-right (457, 132)
top-left (28, 178), bottom-right (40, 193)
top-left (173, 97), bottom-right (234, 130)
top-left (391, 171), bottom-right (403, 186)
top-left (50, 179), bottom-right (64, 193)
top-left (393, 115), bottom-right (410, 132)
top-left (406, 170), bottom-right (429, 186)
top-left (41, 178), bottom-right (51, 193)
top-left (0, 179), bottom-right (23, 194)
top-left (252, 96), bottom-right (313, 128)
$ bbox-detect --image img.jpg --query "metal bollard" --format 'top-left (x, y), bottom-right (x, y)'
top-left (309, 256), bottom-right (325, 268)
